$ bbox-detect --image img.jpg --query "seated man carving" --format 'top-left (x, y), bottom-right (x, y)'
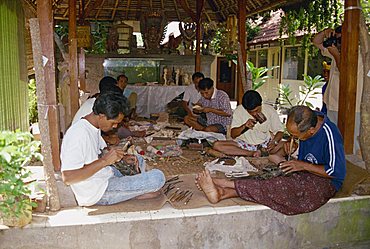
top-left (213, 90), bottom-right (284, 157)
top-left (184, 78), bottom-right (232, 135)
top-left (196, 105), bottom-right (346, 215)
top-left (117, 74), bottom-right (137, 119)
top-left (61, 93), bottom-right (165, 206)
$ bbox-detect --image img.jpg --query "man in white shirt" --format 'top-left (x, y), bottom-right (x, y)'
top-left (182, 72), bottom-right (204, 117)
top-left (213, 90), bottom-right (285, 157)
top-left (61, 93), bottom-right (165, 206)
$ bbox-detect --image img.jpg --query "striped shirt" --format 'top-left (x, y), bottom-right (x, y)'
top-left (298, 113), bottom-right (346, 191)
top-left (198, 88), bottom-right (232, 130)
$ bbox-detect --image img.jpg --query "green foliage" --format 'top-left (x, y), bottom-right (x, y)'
top-left (0, 131), bottom-right (42, 219)
top-left (54, 21), bottom-right (109, 54)
top-left (210, 20), bottom-right (261, 55)
top-left (232, 59), bottom-right (278, 90)
top-left (278, 74), bottom-right (325, 108)
top-left (361, 0), bottom-right (370, 31)
top-left (28, 79), bottom-right (38, 124)
top-left (279, 0), bottom-right (343, 51)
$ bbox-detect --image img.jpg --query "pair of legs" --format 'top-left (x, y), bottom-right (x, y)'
top-left (184, 115), bottom-right (226, 134)
top-left (213, 140), bottom-right (287, 158)
top-left (195, 169), bottom-right (238, 204)
top-left (96, 167), bottom-right (165, 205)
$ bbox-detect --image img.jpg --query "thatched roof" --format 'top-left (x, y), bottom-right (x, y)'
top-left (24, 0), bottom-right (303, 22)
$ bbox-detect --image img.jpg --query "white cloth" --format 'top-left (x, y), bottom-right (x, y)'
top-left (231, 104), bottom-right (284, 145)
top-left (61, 119), bottom-right (113, 206)
top-left (126, 85), bottom-right (187, 118)
top-left (204, 157), bottom-right (258, 177)
top-left (72, 98), bottom-right (95, 125)
top-left (183, 84), bottom-right (201, 109)
top-left (321, 48), bottom-right (363, 112)
top-left (177, 128), bottom-right (226, 143)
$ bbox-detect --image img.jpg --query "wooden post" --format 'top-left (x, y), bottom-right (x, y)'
top-left (69, 0), bottom-right (80, 119)
top-left (237, 0), bottom-right (247, 104)
top-left (195, 0), bottom-right (204, 72)
top-left (35, 0), bottom-right (61, 171)
top-left (338, 0), bottom-right (360, 154)
top-left (29, 18), bottom-right (61, 211)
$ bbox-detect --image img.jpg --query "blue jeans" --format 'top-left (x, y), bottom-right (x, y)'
top-left (96, 156), bottom-right (165, 205)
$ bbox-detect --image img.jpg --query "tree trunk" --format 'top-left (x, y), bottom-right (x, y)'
top-left (359, 13), bottom-right (370, 173)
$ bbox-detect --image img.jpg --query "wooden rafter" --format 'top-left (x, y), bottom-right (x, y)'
top-left (206, 0), bottom-right (224, 21)
top-left (246, 0), bottom-right (288, 17)
top-left (125, 0), bottom-right (131, 20)
top-left (173, 0), bottom-right (181, 21)
top-left (176, 0), bottom-right (196, 22)
top-left (111, 0), bottom-right (119, 20)
top-left (95, 0), bottom-right (106, 19)
top-left (23, 0), bottom-right (37, 15)
top-left (136, 0), bottom-right (142, 19)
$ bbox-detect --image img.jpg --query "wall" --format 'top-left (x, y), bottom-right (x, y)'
top-left (0, 0), bottom-right (29, 131)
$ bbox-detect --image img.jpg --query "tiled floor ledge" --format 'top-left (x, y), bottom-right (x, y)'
top-left (1, 196), bottom-right (369, 249)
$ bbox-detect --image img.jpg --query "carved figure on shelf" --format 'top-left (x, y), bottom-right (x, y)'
top-left (107, 26), bottom-right (119, 53)
top-left (183, 73), bottom-right (190, 85)
top-left (140, 11), bottom-right (167, 54)
top-left (175, 68), bottom-right (181, 85)
top-left (162, 67), bottom-right (170, 86)
top-left (179, 22), bottom-right (196, 55)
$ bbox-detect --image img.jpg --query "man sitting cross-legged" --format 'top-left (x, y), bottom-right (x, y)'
top-left (184, 78), bottom-right (232, 135)
top-left (61, 93), bottom-right (165, 206)
top-left (195, 105), bottom-right (346, 215)
top-left (213, 90), bottom-right (284, 157)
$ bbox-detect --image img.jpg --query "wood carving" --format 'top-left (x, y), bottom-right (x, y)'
top-left (140, 11), bottom-right (166, 54)
top-left (179, 22), bottom-right (196, 55)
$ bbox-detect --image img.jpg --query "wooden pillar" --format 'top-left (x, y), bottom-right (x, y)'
top-left (338, 0), bottom-right (360, 154)
top-left (237, 0), bottom-right (247, 104)
top-left (195, 0), bottom-right (204, 72)
top-left (35, 0), bottom-right (61, 171)
top-left (69, 0), bottom-right (80, 119)
top-left (29, 18), bottom-right (61, 211)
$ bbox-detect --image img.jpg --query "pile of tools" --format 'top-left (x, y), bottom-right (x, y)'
top-left (162, 175), bottom-right (193, 205)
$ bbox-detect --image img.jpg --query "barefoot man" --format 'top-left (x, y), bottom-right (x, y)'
top-left (196, 106), bottom-right (346, 215)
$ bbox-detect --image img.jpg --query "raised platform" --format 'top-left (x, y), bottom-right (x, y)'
top-left (1, 196), bottom-right (369, 249)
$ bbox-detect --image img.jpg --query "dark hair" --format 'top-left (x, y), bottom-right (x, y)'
top-left (93, 92), bottom-right (130, 119)
top-left (288, 105), bottom-right (318, 132)
top-left (192, 72), bottom-right (204, 81)
top-left (198, 78), bottom-right (213, 90)
top-left (99, 76), bottom-right (121, 94)
top-left (335, 25), bottom-right (342, 34)
top-left (242, 90), bottom-right (262, 110)
top-left (117, 74), bottom-right (128, 82)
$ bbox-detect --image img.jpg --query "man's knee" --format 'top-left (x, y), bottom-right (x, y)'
top-left (213, 141), bottom-right (223, 151)
top-left (148, 169), bottom-right (165, 189)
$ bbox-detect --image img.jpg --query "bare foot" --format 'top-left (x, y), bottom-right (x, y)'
top-left (197, 170), bottom-right (221, 204)
top-left (194, 175), bottom-right (203, 191)
top-left (135, 191), bottom-right (161, 200)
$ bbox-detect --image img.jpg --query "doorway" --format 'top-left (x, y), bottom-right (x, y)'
top-left (216, 57), bottom-right (236, 99)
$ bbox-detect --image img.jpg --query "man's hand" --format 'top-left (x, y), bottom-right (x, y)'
top-left (122, 155), bottom-right (140, 173)
top-left (283, 139), bottom-right (298, 155)
top-left (101, 147), bottom-right (125, 165)
top-left (267, 140), bottom-right (277, 152)
top-left (279, 160), bottom-right (306, 173)
top-left (103, 134), bottom-right (120, 145)
top-left (244, 118), bottom-right (257, 129)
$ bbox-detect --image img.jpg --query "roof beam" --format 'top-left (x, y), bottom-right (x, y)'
top-left (173, 0), bottom-right (181, 21)
top-left (111, 0), bottom-right (119, 20)
top-left (95, 0), bottom-right (106, 19)
top-left (135, 0), bottom-right (142, 19)
top-left (206, 0), bottom-right (224, 21)
top-left (246, 0), bottom-right (288, 17)
top-left (176, 0), bottom-right (196, 22)
top-left (125, 0), bottom-right (131, 20)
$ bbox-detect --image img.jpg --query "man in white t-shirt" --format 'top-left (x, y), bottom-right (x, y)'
top-left (182, 72), bottom-right (204, 117)
top-left (61, 93), bottom-right (165, 206)
top-left (213, 90), bottom-right (285, 157)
